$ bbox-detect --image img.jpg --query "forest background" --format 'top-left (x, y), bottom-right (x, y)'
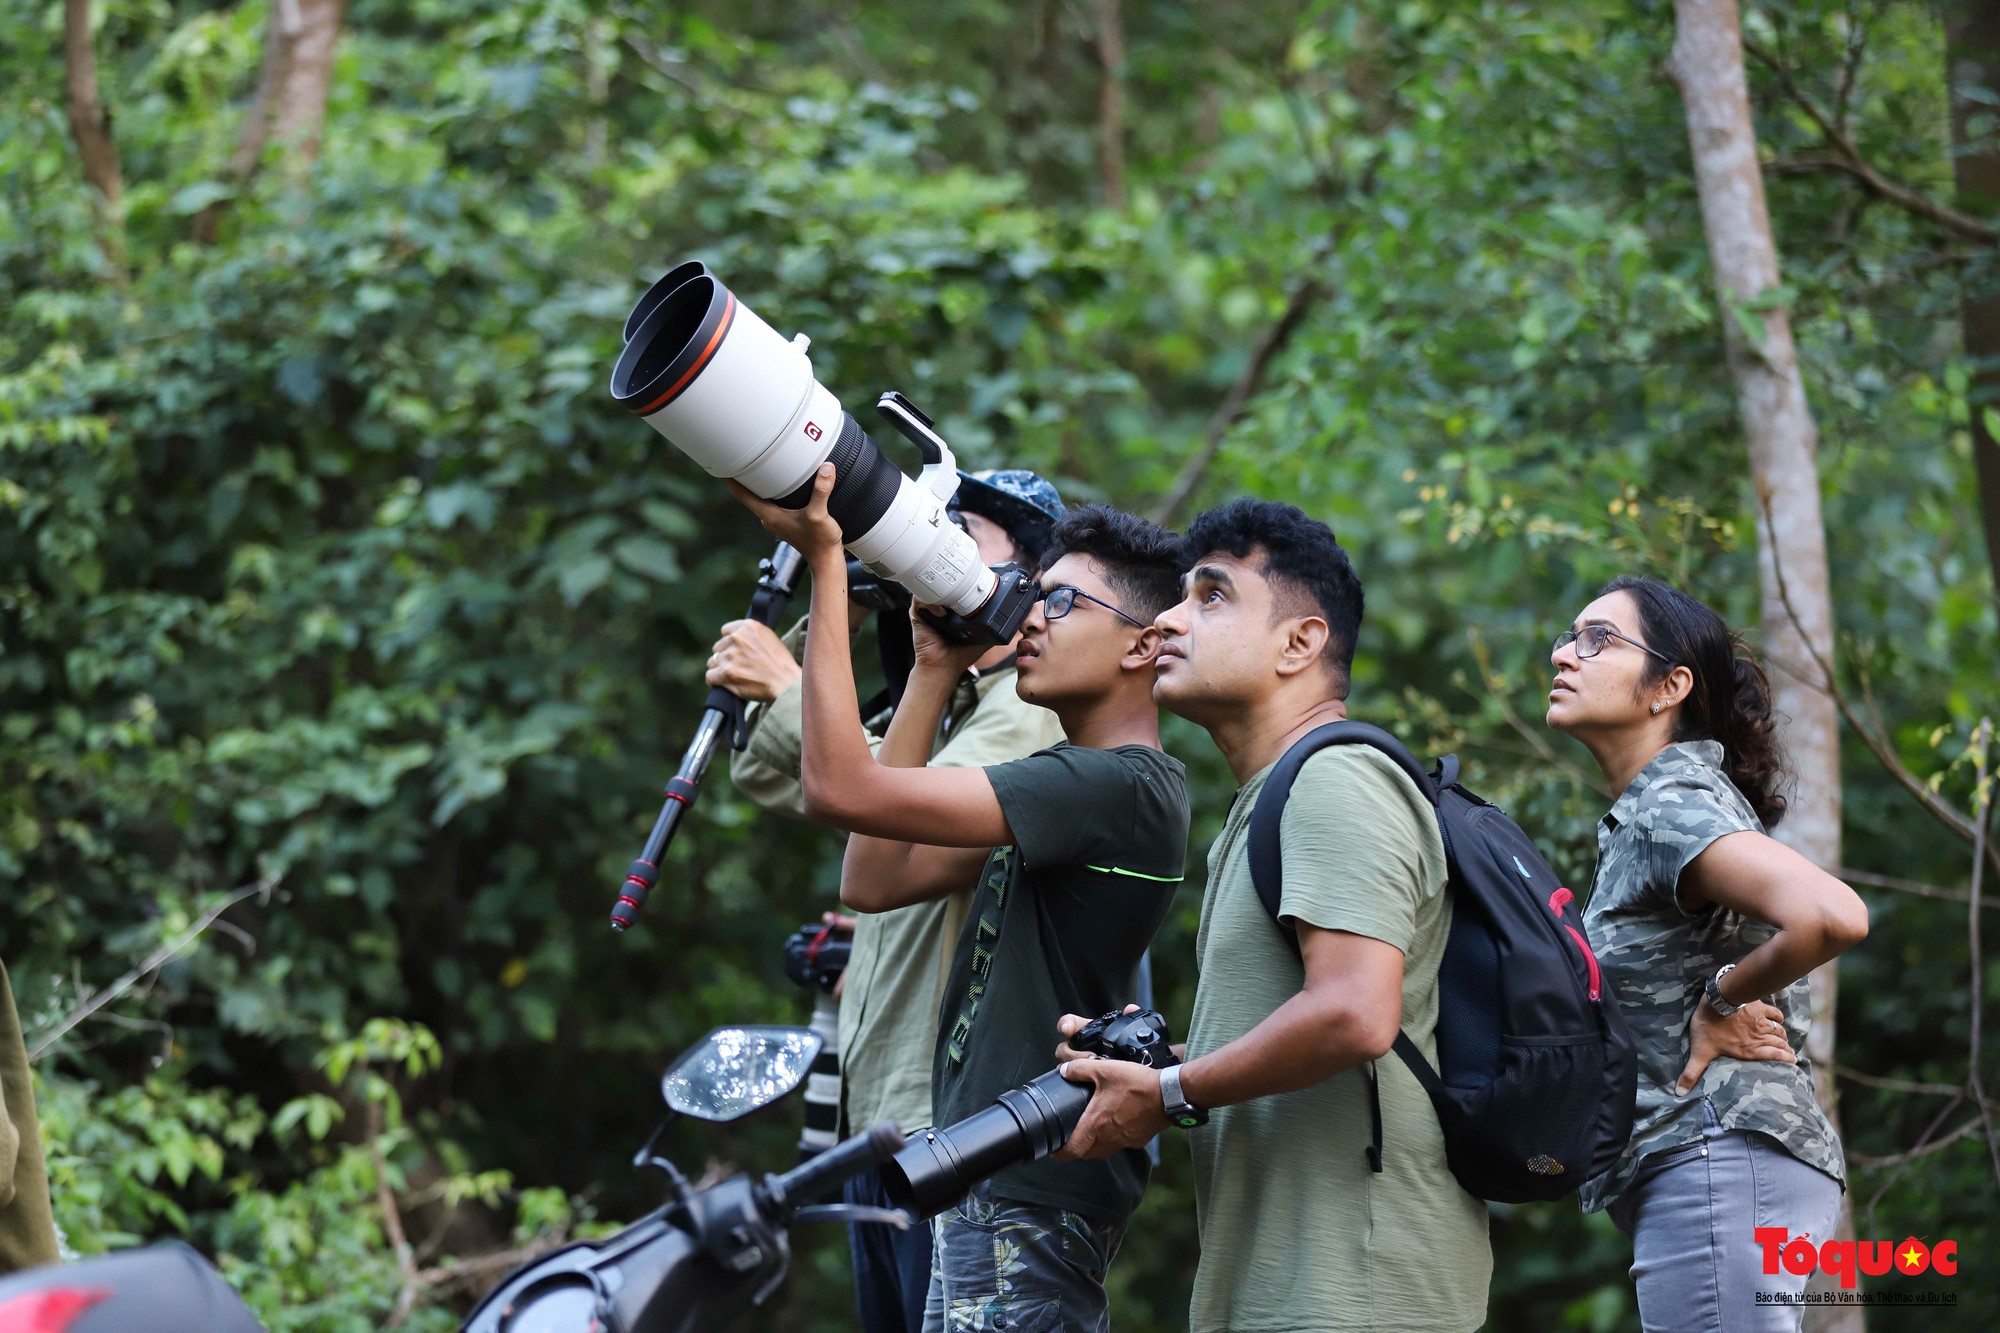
top-left (4, 0), bottom-right (1999, 1328)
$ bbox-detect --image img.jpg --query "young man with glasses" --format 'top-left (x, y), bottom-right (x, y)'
top-left (731, 473), bottom-right (1187, 1333)
top-left (711, 469), bottom-right (1068, 1333)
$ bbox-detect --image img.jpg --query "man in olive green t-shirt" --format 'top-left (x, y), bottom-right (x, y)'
top-left (708, 470), bottom-right (1066, 1333)
top-left (1056, 499), bottom-right (1491, 1332)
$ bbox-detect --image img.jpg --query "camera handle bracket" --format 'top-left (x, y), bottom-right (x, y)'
top-left (876, 392), bottom-right (960, 506)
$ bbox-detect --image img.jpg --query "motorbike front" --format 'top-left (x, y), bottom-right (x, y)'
top-left (461, 1024), bottom-right (909, 1333)
top-left (0, 1006), bottom-right (1177, 1333)
top-left (0, 1025), bottom-right (909, 1333)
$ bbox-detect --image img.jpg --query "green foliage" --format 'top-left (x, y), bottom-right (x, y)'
top-left (2, 0), bottom-right (1995, 1328)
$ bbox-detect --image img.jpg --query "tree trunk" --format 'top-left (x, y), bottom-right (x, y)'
top-left (192, 0), bottom-right (346, 244)
top-left (61, 0), bottom-right (126, 276)
top-left (270, 0), bottom-right (347, 162)
top-left (1096, 0), bottom-right (1128, 209)
top-left (1949, 1), bottom-right (2000, 608)
top-left (584, 15), bottom-right (610, 167)
top-left (192, 0), bottom-right (298, 243)
top-left (1669, 4), bottom-right (1857, 1328)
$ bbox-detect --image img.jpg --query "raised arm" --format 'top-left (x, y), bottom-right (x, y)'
top-left (726, 467), bottom-right (1015, 857)
top-left (836, 634), bottom-right (995, 910)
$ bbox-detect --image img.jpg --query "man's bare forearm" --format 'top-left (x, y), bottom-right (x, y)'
top-left (841, 665), bottom-right (958, 897)
top-left (799, 548), bottom-right (876, 821)
top-left (875, 665), bottom-right (956, 769)
top-left (1177, 986), bottom-right (1391, 1111)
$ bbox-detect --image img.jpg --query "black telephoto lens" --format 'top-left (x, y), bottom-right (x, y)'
top-left (880, 1068), bottom-right (1092, 1220)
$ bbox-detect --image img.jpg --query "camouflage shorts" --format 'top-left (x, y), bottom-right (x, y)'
top-left (920, 1179), bottom-right (1126, 1333)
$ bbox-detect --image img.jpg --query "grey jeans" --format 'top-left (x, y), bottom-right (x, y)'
top-left (1607, 1098), bottom-right (1844, 1332)
top-left (921, 1179), bottom-right (1126, 1333)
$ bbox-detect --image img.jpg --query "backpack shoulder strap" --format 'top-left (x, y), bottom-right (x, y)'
top-left (1246, 721), bottom-right (1436, 938)
top-left (1244, 721), bottom-right (1440, 1178)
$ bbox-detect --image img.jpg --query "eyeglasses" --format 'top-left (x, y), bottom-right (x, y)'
top-left (1552, 624), bottom-right (1676, 667)
top-left (1041, 584), bottom-right (1148, 630)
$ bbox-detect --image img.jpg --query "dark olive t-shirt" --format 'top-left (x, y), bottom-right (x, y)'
top-left (932, 742), bottom-right (1190, 1223)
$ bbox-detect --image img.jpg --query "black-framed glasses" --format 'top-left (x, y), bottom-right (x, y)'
top-left (1042, 584), bottom-right (1148, 630)
top-left (1553, 624), bottom-right (1676, 667)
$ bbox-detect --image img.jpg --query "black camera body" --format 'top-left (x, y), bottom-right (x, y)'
top-left (1068, 1007), bottom-right (1179, 1069)
top-left (917, 563), bottom-right (1040, 646)
top-left (781, 922), bottom-right (853, 993)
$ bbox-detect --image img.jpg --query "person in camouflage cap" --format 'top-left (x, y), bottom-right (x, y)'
top-left (946, 469), bottom-right (1065, 566)
top-left (1547, 575), bottom-right (1870, 1333)
top-left (704, 465), bottom-right (1067, 1333)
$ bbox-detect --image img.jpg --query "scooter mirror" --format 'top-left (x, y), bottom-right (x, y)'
top-left (660, 1025), bottom-right (823, 1122)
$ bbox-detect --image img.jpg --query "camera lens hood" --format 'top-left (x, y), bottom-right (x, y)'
top-left (622, 260), bottom-right (711, 346)
top-left (611, 261), bottom-right (1000, 616)
top-left (610, 273), bottom-right (742, 421)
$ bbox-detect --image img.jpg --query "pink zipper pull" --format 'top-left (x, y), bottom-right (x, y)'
top-left (1547, 887), bottom-right (1601, 1001)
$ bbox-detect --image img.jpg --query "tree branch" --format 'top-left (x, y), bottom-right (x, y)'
top-left (412, 1238), bottom-right (572, 1296)
top-left (1840, 866), bottom-right (2000, 909)
top-left (622, 32), bottom-right (702, 95)
top-left (27, 876), bottom-right (277, 1062)
top-left (373, 1103), bottom-right (422, 1330)
top-left (1096, 0), bottom-right (1128, 209)
top-left (1862, 1093), bottom-right (1964, 1231)
top-left (1848, 1113), bottom-right (1986, 1169)
top-left (1832, 0), bottom-right (1871, 140)
top-left (1760, 493), bottom-right (2000, 885)
top-left (1149, 269), bottom-right (1324, 526)
top-left (1834, 1065), bottom-right (1975, 1098)
top-left (1743, 35), bottom-right (1998, 246)
top-left (193, 0), bottom-right (304, 244)
top-left (61, 0), bottom-right (126, 276)
top-left (1963, 720), bottom-right (2000, 1195)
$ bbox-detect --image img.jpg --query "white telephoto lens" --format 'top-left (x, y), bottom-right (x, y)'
top-left (846, 495), bottom-right (992, 613)
top-left (611, 268), bottom-right (998, 616)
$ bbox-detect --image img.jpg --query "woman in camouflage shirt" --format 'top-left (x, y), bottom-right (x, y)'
top-left (1546, 576), bottom-right (1870, 1332)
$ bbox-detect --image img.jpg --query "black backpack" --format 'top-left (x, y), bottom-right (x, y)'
top-left (1248, 721), bottom-right (1637, 1203)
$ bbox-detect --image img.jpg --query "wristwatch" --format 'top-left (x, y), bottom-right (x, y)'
top-left (1159, 1064), bottom-right (1207, 1129)
top-left (1703, 963), bottom-right (1742, 1018)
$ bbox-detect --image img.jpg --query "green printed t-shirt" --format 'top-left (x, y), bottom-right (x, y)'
top-left (726, 615), bottom-right (1065, 1137)
top-left (1186, 747), bottom-right (1491, 1333)
top-left (932, 743), bottom-right (1189, 1224)
top-left (836, 671), bottom-right (1065, 1138)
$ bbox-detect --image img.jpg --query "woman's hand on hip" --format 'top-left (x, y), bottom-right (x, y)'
top-left (1676, 998), bottom-right (1796, 1095)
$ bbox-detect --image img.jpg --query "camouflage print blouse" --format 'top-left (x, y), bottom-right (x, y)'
top-left (1577, 740), bottom-right (1846, 1214)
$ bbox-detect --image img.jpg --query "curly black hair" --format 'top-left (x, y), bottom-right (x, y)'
top-left (1183, 498), bottom-right (1364, 694)
top-left (1040, 504), bottom-right (1184, 622)
top-left (1604, 574), bottom-right (1790, 829)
